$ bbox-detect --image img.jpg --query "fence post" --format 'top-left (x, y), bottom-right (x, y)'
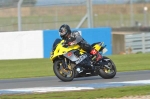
top-left (86, 0), bottom-right (93, 28)
top-left (18, 0), bottom-right (23, 31)
top-left (142, 33), bottom-right (145, 53)
top-left (130, 0), bottom-right (134, 27)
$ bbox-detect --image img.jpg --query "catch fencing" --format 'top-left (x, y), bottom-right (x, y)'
top-left (0, 0), bottom-right (150, 32)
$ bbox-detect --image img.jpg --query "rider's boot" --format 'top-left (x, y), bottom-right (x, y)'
top-left (90, 49), bottom-right (102, 62)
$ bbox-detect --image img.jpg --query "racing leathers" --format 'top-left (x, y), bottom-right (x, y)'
top-left (63, 31), bottom-right (102, 62)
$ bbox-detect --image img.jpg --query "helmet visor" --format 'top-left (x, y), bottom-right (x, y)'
top-left (59, 27), bottom-right (67, 36)
top-left (59, 31), bottom-right (66, 36)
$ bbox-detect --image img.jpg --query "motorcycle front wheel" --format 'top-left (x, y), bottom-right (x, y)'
top-left (53, 60), bottom-right (75, 82)
top-left (99, 56), bottom-right (117, 79)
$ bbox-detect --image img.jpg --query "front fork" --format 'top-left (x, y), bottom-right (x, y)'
top-left (62, 58), bottom-right (74, 70)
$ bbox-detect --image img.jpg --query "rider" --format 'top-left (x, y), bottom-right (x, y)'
top-left (59, 24), bottom-right (102, 62)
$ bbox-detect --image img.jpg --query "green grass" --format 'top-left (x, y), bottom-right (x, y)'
top-left (108, 53), bottom-right (150, 72)
top-left (0, 15), bottom-right (82, 30)
top-left (0, 53), bottom-right (150, 79)
top-left (0, 85), bottom-right (150, 99)
top-left (0, 13), bottom-right (146, 31)
top-left (0, 54), bottom-right (150, 98)
top-left (0, 58), bottom-right (53, 79)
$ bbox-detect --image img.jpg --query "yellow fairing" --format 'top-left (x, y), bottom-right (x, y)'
top-left (50, 40), bottom-right (86, 61)
top-left (93, 44), bottom-right (102, 51)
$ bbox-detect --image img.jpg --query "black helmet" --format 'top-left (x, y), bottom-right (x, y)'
top-left (59, 24), bottom-right (71, 39)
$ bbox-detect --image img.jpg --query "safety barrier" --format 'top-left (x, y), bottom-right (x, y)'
top-left (125, 33), bottom-right (150, 53)
top-left (0, 27), bottom-right (112, 60)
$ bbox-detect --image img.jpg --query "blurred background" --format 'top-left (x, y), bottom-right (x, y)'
top-left (0, 0), bottom-right (150, 55)
top-left (1, 0), bottom-right (150, 31)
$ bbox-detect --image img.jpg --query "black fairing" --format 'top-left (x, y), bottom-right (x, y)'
top-left (78, 55), bottom-right (91, 67)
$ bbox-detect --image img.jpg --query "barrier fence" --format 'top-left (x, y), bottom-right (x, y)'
top-left (125, 33), bottom-right (150, 54)
top-left (0, 27), bottom-right (112, 60)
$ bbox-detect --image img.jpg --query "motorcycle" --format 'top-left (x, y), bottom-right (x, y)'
top-left (50, 38), bottom-right (116, 82)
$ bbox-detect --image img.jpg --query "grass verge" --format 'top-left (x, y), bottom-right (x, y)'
top-left (0, 53), bottom-right (150, 79)
top-left (0, 85), bottom-right (150, 99)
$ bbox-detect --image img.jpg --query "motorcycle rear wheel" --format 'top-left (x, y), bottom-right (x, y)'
top-left (53, 60), bottom-right (75, 82)
top-left (99, 56), bottom-right (117, 79)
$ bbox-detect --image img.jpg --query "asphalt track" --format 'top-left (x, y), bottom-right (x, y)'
top-left (0, 70), bottom-right (150, 94)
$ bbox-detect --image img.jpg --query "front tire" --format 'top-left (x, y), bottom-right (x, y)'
top-left (53, 60), bottom-right (75, 82)
top-left (99, 56), bottom-right (117, 79)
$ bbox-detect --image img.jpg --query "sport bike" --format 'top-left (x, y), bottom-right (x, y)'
top-left (50, 38), bottom-right (116, 82)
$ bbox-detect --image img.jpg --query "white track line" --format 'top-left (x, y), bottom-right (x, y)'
top-left (0, 87), bottom-right (94, 93)
top-left (110, 80), bottom-right (150, 84)
top-left (0, 79), bottom-right (150, 94)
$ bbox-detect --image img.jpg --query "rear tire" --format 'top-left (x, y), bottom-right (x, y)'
top-left (99, 56), bottom-right (117, 79)
top-left (53, 60), bottom-right (75, 82)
